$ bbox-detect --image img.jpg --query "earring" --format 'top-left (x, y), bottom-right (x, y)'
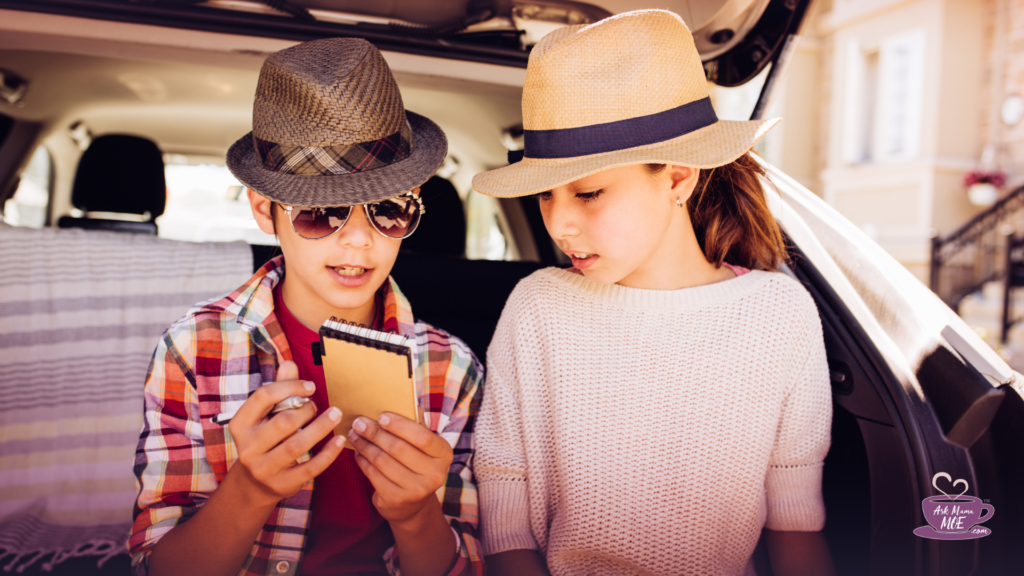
top-left (676, 197), bottom-right (683, 208)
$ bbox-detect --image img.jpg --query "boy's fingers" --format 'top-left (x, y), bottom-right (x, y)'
top-left (246, 401), bottom-right (317, 455)
top-left (377, 412), bottom-right (447, 458)
top-left (287, 434), bottom-right (344, 484)
top-left (269, 407), bottom-right (343, 464)
top-left (353, 452), bottom-right (401, 495)
top-left (277, 360), bottom-right (299, 383)
top-left (350, 417), bottom-right (432, 473)
top-left (348, 426), bottom-right (419, 486)
top-left (230, 378), bottom-right (316, 436)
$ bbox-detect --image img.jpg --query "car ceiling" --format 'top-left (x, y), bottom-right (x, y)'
top-left (280, 0), bottom-right (746, 33)
top-left (0, 44), bottom-right (523, 169)
top-left (0, 0), bottom-right (768, 169)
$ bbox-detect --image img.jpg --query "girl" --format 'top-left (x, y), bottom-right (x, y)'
top-left (129, 39), bottom-right (483, 576)
top-left (471, 10), bottom-right (835, 576)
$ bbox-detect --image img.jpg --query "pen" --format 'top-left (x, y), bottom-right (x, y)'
top-left (211, 396), bottom-right (311, 425)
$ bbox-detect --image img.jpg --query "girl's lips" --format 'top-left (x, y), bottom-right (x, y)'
top-left (327, 265), bottom-right (374, 288)
top-left (570, 254), bottom-right (599, 270)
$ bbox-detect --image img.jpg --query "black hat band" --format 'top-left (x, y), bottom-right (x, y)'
top-left (523, 96), bottom-right (718, 160)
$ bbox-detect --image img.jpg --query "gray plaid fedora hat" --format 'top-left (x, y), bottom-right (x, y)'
top-left (227, 37), bottom-right (447, 207)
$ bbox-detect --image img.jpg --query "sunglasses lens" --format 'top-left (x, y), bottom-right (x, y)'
top-left (290, 206), bottom-right (351, 239)
top-left (367, 195), bottom-right (422, 239)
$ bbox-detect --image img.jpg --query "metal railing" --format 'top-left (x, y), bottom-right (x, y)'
top-left (1002, 233), bottom-right (1024, 341)
top-left (930, 184), bottom-right (1024, 313)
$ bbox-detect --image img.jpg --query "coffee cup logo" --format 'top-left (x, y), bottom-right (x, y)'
top-left (913, 472), bottom-right (994, 540)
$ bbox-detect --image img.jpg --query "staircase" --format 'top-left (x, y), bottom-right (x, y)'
top-left (958, 281), bottom-right (1024, 370)
top-left (931, 184), bottom-right (1024, 369)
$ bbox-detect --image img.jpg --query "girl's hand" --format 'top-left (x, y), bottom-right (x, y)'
top-left (348, 412), bottom-right (454, 525)
top-left (227, 361), bottom-right (344, 505)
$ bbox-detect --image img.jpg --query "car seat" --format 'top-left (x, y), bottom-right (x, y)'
top-left (391, 175), bottom-right (545, 355)
top-left (400, 176), bottom-right (466, 257)
top-left (57, 134), bottom-right (166, 235)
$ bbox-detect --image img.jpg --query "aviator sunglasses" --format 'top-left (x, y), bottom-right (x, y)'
top-left (281, 191), bottom-right (425, 240)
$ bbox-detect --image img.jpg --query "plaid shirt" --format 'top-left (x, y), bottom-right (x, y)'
top-left (129, 257), bottom-right (484, 576)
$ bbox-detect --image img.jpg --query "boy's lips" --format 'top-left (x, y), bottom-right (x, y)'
top-left (327, 264), bottom-right (374, 287)
top-left (331, 264), bottom-right (368, 275)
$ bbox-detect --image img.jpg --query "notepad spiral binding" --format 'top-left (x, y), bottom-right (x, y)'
top-left (314, 317), bottom-right (414, 377)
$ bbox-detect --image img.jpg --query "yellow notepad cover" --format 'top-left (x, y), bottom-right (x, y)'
top-left (319, 335), bottom-right (418, 450)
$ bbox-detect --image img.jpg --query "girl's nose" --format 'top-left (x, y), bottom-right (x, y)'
top-left (541, 192), bottom-right (579, 241)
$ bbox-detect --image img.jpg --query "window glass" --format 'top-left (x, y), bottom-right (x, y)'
top-left (708, 63), bottom-right (770, 121)
top-left (3, 145), bottom-right (52, 228)
top-left (708, 64), bottom-right (776, 159)
top-left (465, 191), bottom-right (510, 260)
top-left (158, 157), bottom-right (275, 245)
top-left (841, 31), bottom-right (925, 165)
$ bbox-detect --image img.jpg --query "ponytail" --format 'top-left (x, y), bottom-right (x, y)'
top-left (646, 152), bottom-right (785, 271)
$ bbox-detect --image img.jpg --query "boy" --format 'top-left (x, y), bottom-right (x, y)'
top-left (129, 38), bottom-right (483, 576)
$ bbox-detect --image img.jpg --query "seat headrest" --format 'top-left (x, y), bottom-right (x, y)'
top-left (400, 176), bottom-right (466, 257)
top-left (72, 135), bottom-right (166, 220)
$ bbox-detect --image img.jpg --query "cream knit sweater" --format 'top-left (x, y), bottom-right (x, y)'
top-left (475, 267), bottom-right (832, 576)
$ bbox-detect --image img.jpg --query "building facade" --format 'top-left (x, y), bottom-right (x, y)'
top-left (740, 0), bottom-right (1022, 283)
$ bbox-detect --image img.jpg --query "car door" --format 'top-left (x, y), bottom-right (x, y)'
top-left (768, 161), bottom-right (1023, 576)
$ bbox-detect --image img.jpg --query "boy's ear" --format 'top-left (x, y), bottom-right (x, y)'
top-left (248, 188), bottom-right (276, 235)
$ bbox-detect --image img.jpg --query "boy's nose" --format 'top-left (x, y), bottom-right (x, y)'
top-left (336, 207), bottom-right (375, 248)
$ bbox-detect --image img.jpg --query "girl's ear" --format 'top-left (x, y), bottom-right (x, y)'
top-left (248, 188), bottom-right (276, 235)
top-left (666, 165), bottom-right (700, 204)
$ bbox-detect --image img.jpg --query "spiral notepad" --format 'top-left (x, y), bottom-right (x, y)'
top-left (313, 318), bottom-right (418, 449)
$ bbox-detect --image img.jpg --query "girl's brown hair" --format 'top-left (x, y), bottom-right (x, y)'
top-left (646, 152), bottom-right (785, 271)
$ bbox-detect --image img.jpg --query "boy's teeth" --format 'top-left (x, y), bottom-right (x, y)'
top-left (334, 266), bottom-right (366, 276)
top-left (573, 253), bottom-right (591, 259)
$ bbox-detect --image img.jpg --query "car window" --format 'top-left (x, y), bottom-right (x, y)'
top-left (158, 155), bottom-right (275, 245)
top-left (709, 63), bottom-right (775, 159)
top-left (465, 191), bottom-right (510, 260)
top-left (709, 62), bottom-right (770, 121)
top-left (159, 156), bottom-right (504, 260)
top-left (3, 145), bottom-right (52, 229)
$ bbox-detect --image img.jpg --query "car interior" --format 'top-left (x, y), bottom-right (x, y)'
top-left (0, 2), bottom-right (1021, 576)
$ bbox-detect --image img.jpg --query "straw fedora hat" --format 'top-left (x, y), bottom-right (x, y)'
top-left (227, 37), bottom-right (447, 207)
top-left (472, 9), bottom-right (779, 198)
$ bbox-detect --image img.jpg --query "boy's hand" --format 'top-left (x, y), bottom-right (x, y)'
top-left (227, 360), bottom-right (343, 505)
top-left (348, 412), bottom-right (454, 525)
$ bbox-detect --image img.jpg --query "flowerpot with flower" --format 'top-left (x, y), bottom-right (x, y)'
top-left (964, 170), bottom-right (1006, 207)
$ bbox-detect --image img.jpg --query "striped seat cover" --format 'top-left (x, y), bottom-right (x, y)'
top-left (0, 224), bottom-right (252, 572)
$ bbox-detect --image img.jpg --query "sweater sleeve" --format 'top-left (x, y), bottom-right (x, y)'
top-left (764, 314), bottom-right (833, 532)
top-left (474, 346), bottom-right (537, 555)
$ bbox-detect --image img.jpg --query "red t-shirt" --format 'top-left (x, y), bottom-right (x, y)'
top-left (272, 284), bottom-right (392, 575)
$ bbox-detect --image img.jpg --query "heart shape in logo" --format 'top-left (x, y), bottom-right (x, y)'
top-left (933, 472), bottom-right (969, 501)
